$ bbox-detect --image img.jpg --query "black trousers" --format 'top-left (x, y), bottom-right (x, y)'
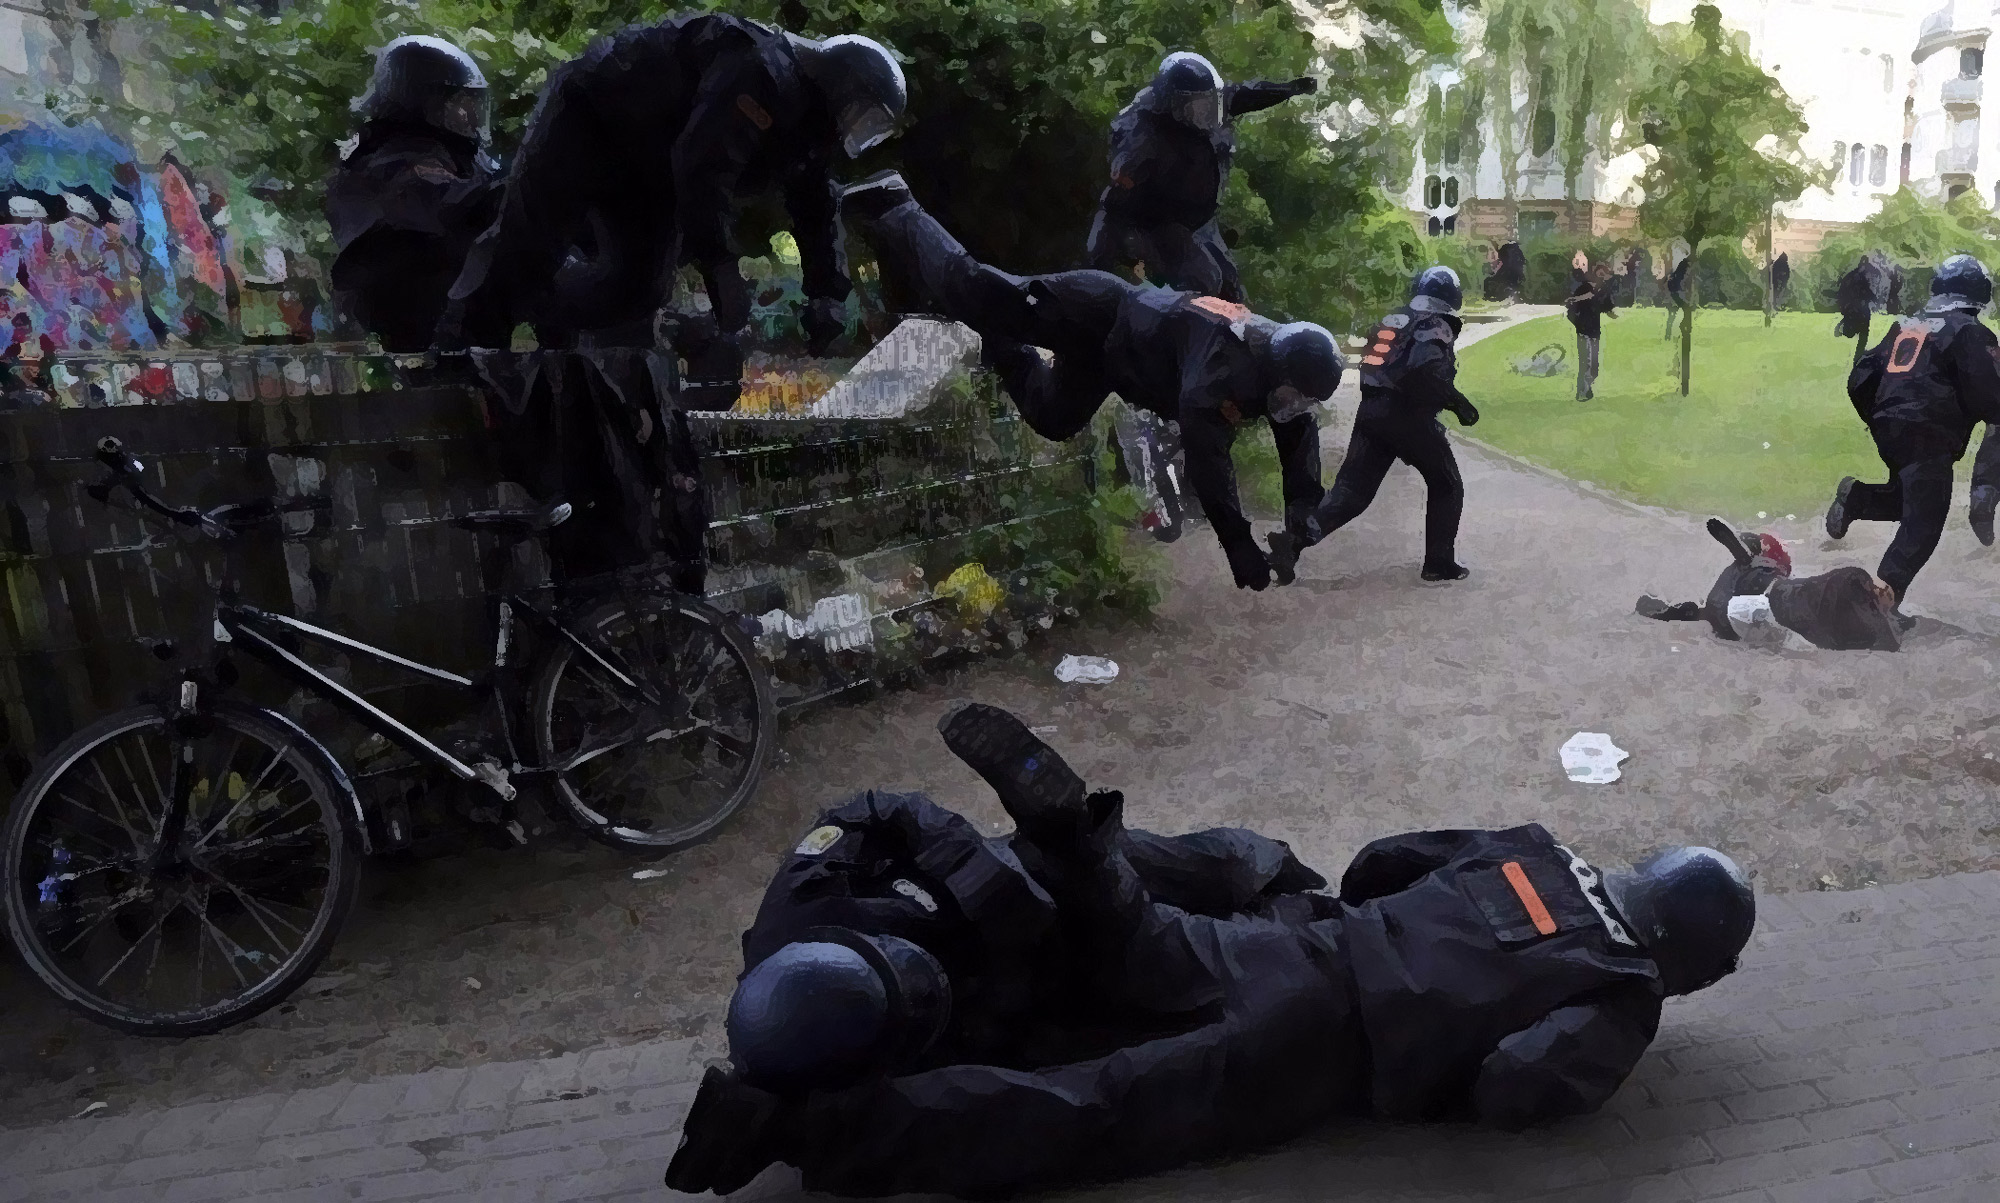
top-left (1320, 413), bottom-right (1465, 572)
top-left (1839, 456), bottom-right (1955, 601)
top-left (1974, 425), bottom-right (2000, 495)
top-left (1086, 212), bottom-right (1244, 303)
top-left (872, 202), bottom-right (1135, 442)
top-left (783, 815), bottom-right (1366, 1198)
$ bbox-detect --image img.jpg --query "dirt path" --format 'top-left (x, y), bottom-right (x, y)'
top-left (5, 302), bottom-right (1998, 1133)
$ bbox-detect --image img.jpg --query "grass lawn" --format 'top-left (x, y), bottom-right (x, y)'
top-left (1453, 309), bottom-right (1884, 522)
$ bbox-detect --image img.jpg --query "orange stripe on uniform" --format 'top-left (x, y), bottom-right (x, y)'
top-left (1502, 861), bottom-right (1558, 935)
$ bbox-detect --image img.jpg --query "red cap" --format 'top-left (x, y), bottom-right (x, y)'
top-left (1758, 533), bottom-right (1792, 575)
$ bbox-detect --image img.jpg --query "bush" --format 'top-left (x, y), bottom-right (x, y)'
top-left (1790, 188), bottom-right (2000, 315)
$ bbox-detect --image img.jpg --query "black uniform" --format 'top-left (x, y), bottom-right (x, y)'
top-left (774, 819), bottom-right (1663, 1197)
top-left (1841, 308), bottom-right (2000, 599)
top-left (740, 789), bottom-right (1326, 1069)
top-left (1484, 242), bottom-right (1526, 302)
top-left (1314, 306), bottom-right (1474, 574)
top-left (326, 120), bottom-right (500, 351)
top-left (871, 200), bottom-right (1324, 573)
top-left (1085, 79), bottom-right (1302, 302)
top-left (443, 14), bottom-right (849, 349)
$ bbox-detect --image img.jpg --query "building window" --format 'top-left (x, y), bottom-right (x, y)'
top-left (1903, 141), bottom-right (1913, 184)
top-left (1850, 143), bottom-right (1866, 185)
top-left (1950, 183), bottom-right (1969, 200)
top-left (1883, 54), bottom-right (1895, 92)
top-left (1444, 177), bottom-right (1460, 207)
top-left (1442, 214), bottom-right (1457, 235)
top-left (1428, 216), bottom-right (1442, 236)
top-left (1963, 47), bottom-right (1984, 78)
top-left (1425, 175), bottom-right (1443, 209)
top-left (1871, 144), bottom-right (1888, 186)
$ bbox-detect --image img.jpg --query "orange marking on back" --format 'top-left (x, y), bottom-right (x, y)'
top-left (1502, 861), bottom-right (1558, 936)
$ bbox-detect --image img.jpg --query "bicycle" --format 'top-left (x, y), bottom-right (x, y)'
top-left (1, 436), bottom-right (774, 1036)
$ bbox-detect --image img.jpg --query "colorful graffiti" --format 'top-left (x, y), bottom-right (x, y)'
top-left (0, 121), bottom-right (246, 357)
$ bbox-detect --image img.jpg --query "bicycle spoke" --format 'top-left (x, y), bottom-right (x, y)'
top-left (45, 791), bottom-right (146, 859)
top-left (133, 737), bottom-right (170, 831)
top-left (195, 904), bottom-right (253, 991)
top-left (54, 884), bottom-right (152, 954)
top-left (87, 761), bottom-right (153, 851)
top-left (194, 747), bottom-right (294, 850)
top-left (93, 900), bottom-right (174, 990)
top-left (215, 785), bottom-right (319, 853)
top-left (208, 874), bottom-right (307, 952)
top-left (109, 742), bottom-right (163, 837)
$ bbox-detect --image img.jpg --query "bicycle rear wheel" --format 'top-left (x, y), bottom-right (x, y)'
top-left (1, 702), bottom-right (361, 1035)
top-left (532, 593), bottom-right (775, 853)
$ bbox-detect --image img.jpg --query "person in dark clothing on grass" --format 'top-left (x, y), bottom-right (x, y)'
top-left (1823, 255), bottom-right (2000, 611)
top-left (1267, 266), bottom-right (1480, 585)
top-left (1085, 52), bottom-right (1316, 302)
top-left (665, 702), bottom-right (1757, 1198)
top-left (326, 36), bottom-right (503, 352)
top-left (840, 171), bottom-right (1344, 593)
top-left (438, 13), bottom-right (905, 366)
top-left (1832, 250), bottom-right (1902, 366)
top-left (1484, 241), bottom-right (1526, 303)
top-left (1638, 518), bottom-right (1902, 651)
top-left (1664, 252), bottom-right (1690, 341)
top-left (1566, 260), bottom-right (1620, 401)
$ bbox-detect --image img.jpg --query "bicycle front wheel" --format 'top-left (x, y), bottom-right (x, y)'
top-left (532, 594), bottom-right (775, 853)
top-left (2, 703), bottom-right (362, 1036)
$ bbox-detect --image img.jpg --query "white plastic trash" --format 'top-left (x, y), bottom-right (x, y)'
top-left (1055, 655), bottom-right (1119, 684)
top-left (1561, 732), bottom-right (1629, 784)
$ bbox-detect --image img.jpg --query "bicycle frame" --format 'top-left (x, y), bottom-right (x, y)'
top-left (211, 590), bottom-right (672, 804)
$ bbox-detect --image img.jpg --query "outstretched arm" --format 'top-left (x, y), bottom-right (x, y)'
top-left (782, 161), bottom-right (851, 304)
top-left (673, 55), bottom-right (776, 332)
top-left (1225, 77), bottom-right (1316, 118)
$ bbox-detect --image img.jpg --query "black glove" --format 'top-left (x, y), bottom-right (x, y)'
top-left (1223, 536), bottom-right (1272, 591)
top-left (800, 296), bottom-right (847, 357)
top-left (1290, 76), bottom-right (1318, 96)
top-left (1453, 400), bottom-right (1481, 427)
top-left (703, 262), bottom-right (754, 334)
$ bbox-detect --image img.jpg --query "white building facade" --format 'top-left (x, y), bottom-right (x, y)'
top-left (1405, 0), bottom-right (1984, 254)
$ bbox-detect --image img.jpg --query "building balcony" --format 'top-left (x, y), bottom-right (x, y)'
top-left (1945, 75), bottom-right (1985, 106)
top-left (1918, 4), bottom-right (1991, 57)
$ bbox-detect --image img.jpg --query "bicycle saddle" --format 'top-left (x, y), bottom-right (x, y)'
top-left (454, 500), bottom-right (573, 539)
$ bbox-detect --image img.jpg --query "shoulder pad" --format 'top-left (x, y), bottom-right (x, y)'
top-left (1411, 318), bottom-right (1456, 343)
top-left (1382, 312), bottom-right (1410, 330)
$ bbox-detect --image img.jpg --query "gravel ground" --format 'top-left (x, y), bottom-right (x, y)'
top-left (6, 309), bottom-right (1998, 1135)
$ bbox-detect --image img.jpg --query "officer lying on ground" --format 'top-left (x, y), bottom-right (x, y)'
top-left (1085, 52), bottom-right (1315, 302)
top-left (326, 37), bottom-right (502, 352)
top-left (666, 703), bottom-right (1756, 1198)
top-left (1637, 518), bottom-right (1902, 651)
top-left (1267, 267), bottom-right (1480, 585)
top-left (723, 784), bottom-right (1327, 1083)
top-left (438, 12), bottom-right (905, 367)
top-left (840, 172), bottom-right (1344, 592)
top-left (1823, 255), bottom-right (2000, 614)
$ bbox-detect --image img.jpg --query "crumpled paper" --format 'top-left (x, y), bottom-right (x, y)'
top-left (1055, 655), bottom-right (1119, 684)
top-left (1561, 732), bottom-right (1628, 784)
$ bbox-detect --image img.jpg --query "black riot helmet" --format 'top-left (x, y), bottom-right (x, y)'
top-left (1266, 321), bottom-right (1343, 421)
top-left (1156, 51), bottom-right (1225, 131)
top-left (726, 928), bottom-right (951, 1090)
top-left (1409, 265), bottom-right (1463, 315)
top-left (357, 35), bottom-right (490, 144)
top-left (788, 33), bottom-right (909, 158)
top-left (1602, 846), bottom-right (1755, 996)
top-left (1928, 253), bottom-right (1993, 311)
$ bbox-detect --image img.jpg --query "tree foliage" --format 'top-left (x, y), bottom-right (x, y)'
top-left (1629, 3), bottom-right (1814, 394)
top-left (49, 0), bottom-right (1457, 334)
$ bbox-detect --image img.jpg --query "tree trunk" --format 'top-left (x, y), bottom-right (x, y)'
top-left (1680, 237), bottom-right (1699, 396)
top-left (1763, 211), bottom-right (1775, 327)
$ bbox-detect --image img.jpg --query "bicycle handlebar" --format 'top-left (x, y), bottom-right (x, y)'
top-left (88, 436), bottom-right (311, 540)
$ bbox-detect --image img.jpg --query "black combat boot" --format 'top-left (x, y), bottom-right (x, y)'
top-left (1826, 476), bottom-right (1858, 541)
top-left (937, 701), bottom-right (1090, 844)
top-left (664, 1065), bottom-right (785, 1196)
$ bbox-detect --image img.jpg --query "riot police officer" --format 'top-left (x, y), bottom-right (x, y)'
top-left (1269, 266), bottom-right (1479, 585)
top-left (666, 702), bottom-right (1757, 1198)
top-left (439, 13), bottom-right (906, 357)
top-left (1085, 52), bottom-right (1315, 303)
top-left (721, 778), bottom-right (1326, 1088)
top-left (326, 36), bottom-right (502, 352)
top-left (842, 172), bottom-right (1343, 592)
top-left (1824, 255), bottom-right (2000, 609)
top-left (1832, 250), bottom-right (1902, 366)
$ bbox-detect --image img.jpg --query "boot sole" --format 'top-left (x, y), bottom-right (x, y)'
top-left (937, 702), bottom-right (1085, 828)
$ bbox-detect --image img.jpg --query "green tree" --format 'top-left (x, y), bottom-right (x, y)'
top-left (1631, 3), bottom-right (1813, 395)
top-left (1460, 0), bottom-right (1662, 236)
top-left (52, 0), bottom-right (1456, 334)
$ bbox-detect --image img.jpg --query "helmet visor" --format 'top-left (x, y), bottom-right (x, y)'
top-left (431, 88), bottom-right (490, 143)
top-left (840, 102), bottom-right (898, 158)
top-left (1173, 88), bottom-right (1224, 131)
